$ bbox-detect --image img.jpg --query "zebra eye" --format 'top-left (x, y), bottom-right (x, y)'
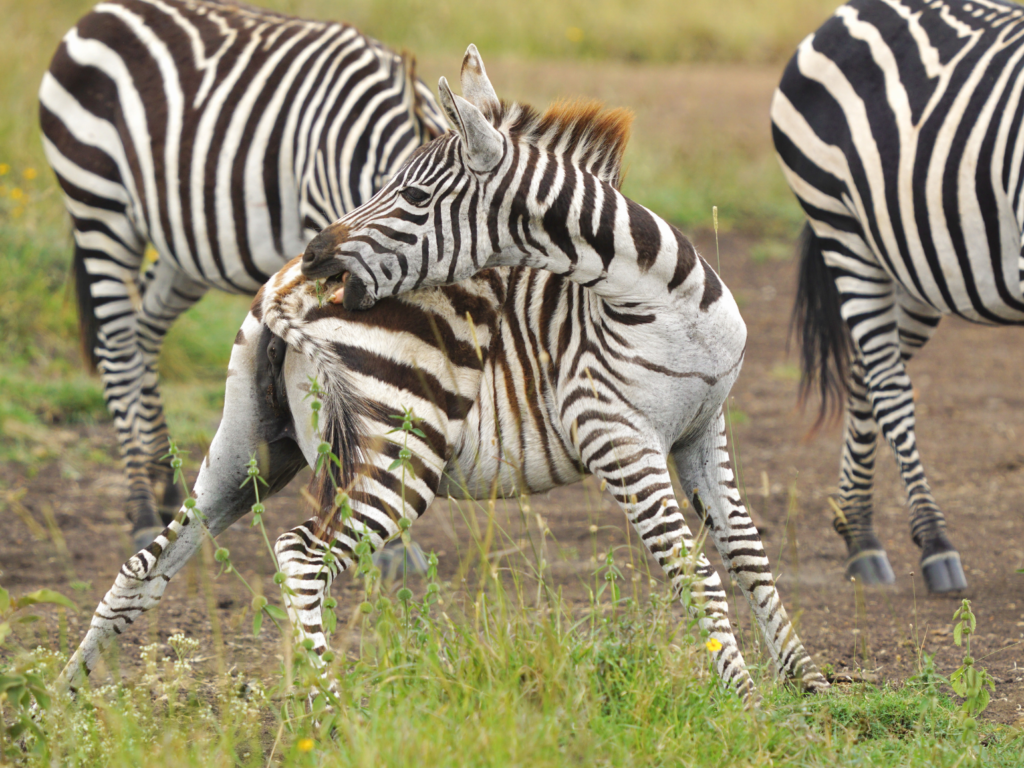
top-left (400, 186), bottom-right (430, 205)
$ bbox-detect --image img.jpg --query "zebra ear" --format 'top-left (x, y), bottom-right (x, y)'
top-left (438, 76), bottom-right (503, 173)
top-left (460, 44), bottom-right (500, 119)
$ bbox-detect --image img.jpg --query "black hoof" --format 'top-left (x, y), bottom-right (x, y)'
top-left (921, 550), bottom-right (967, 593)
top-left (845, 549), bottom-right (895, 585)
top-left (373, 538), bottom-right (429, 582)
top-left (132, 526), bottom-right (164, 552)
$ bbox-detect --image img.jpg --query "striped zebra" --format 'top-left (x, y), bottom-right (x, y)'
top-left (770, 0), bottom-right (1024, 592)
top-left (39, 0), bottom-right (446, 545)
top-left (60, 46), bottom-right (829, 702)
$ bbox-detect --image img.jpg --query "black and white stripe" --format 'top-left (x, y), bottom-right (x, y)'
top-left (771, 0), bottom-right (1024, 592)
top-left (39, 0), bottom-right (445, 540)
top-left (60, 47), bottom-right (828, 703)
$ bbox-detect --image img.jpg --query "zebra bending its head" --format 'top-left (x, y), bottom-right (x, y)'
top-left (302, 44), bottom-right (656, 310)
top-left (59, 45), bottom-right (830, 707)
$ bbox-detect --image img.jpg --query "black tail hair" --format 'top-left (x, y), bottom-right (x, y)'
top-left (73, 243), bottom-right (102, 373)
top-left (790, 223), bottom-right (851, 431)
top-left (310, 384), bottom-right (371, 541)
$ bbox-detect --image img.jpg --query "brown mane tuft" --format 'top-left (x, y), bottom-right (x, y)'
top-left (494, 98), bottom-right (634, 189)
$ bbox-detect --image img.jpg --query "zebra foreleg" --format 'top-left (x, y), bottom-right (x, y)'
top-left (672, 414), bottom-right (829, 694)
top-left (585, 435), bottom-right (757, 701)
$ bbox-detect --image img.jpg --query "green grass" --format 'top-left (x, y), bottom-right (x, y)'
top-left (8, 4), bottom-right (1015, 765)
top-left (4, 565), bottom-right (1023, 767)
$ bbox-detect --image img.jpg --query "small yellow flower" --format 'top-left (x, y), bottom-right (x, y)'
top-left (9, 187), bottom-right (24, 201)
top-left (22, 167), bottom-right (37, 180)
top-left (566, 26), bottom-right (584, 43)
top-left (297, 738), bottom-right (314, 752)
top-left (0, 163), bottom-right (9, 176)
top-left (705, 638), bottom-right (723, 653)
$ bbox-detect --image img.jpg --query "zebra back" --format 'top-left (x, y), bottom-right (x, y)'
top-left (39, 0), bottom-right (446, 295)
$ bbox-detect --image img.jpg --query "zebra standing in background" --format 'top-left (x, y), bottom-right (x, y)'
top-left (39, 0), bottom-right (446, 545)
top-left (771, 0), bottom-right (1024, 593)
top-left (60, 46), bottom-right (830, 702)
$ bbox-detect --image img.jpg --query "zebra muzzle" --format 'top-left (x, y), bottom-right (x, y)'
top-left (302, 222), bottom-right (351, 278)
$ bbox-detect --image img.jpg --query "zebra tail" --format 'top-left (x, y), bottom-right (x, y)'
top-left (308, 368), bottom-right (371, 540)
top-left (790, 223), bottom-right (850, 432)
top-left (73, 243), bottom-right (101, 373)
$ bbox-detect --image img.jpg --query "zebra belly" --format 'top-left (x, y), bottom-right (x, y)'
top-left (438, 386), bottom-right (583, 501)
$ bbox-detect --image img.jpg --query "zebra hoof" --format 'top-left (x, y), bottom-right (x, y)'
top-left (921, 550), bottom-right (967, 593)
top-left (845, 549), bottom-right (895, 585)
top-left (132, 526), bottom-right (164, 552)
top-left (373, 538), bottom-right (429, 582)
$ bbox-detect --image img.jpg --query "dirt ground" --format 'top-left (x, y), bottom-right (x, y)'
top-left (3, 228), bottom-right (1024, 724)
top-left (3, 56), bottom-right (1024, 724)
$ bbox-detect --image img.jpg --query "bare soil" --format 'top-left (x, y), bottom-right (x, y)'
top-left (3, 58), bottom-right (1023, 724)
top-left (3, 229), bottom-right (1023, 723)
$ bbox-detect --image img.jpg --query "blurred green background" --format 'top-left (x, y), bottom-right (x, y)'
top-left (0, 0), bottom-right (839, 468)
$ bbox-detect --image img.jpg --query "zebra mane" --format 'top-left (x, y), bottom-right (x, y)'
top-left (494, 99), bottom-right (634, 190)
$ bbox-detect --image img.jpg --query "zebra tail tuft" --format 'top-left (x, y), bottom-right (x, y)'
top-left (790, 223), bottom-right (850, 434)
top-left (73, 243), bottom-right (101, 373)
top-left (308, 370), bottom-right (371, 540)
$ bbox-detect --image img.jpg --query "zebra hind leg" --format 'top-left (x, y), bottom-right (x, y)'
top-left (62, 313), bottom-right (306, 690)
top-left (852, 301), bottom-right (965, 593)
top-left (834, 358), bottom-right (894, 586)
top-left (672, 414), bottom-right (829, 694)
top-left (136, 259), bottom-right (209, 543)
top-left (274, 520), bottom-right (344, 668)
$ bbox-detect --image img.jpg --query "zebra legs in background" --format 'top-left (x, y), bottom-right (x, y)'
top-left (131, 259), bottom-right (210, 546)
top-left (672, 415), bottom-right (829, 693)
top-left (834, 358), bottom-right (892, 584)
top-left (837, 276), bottom-right (966, 593)
top-left (836, 292), bottom-right (944, 585)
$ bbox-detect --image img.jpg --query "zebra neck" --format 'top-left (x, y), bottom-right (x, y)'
top-left (499, 173), bottom-right (704, 306)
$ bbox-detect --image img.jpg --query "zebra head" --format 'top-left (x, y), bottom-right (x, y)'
top-left (301, 44), bottom-right (527, 309)
top-left (301, 44), bottom-right (507, 308)
top-left (302, 43), bottom-right (632, 309)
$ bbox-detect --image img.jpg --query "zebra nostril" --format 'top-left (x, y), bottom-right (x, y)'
top-left (303, 236), bottom-right (324, 265)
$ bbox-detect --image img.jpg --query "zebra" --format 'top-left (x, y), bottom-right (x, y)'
top-left (59, 46), bottom-right (829, 702)
top-left (770, 0), bottom-right (1024, 592)
top-left (39, 0), bottom-right (447, 546)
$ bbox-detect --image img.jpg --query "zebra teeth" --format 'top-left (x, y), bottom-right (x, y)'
top-left (328, 273), bottom-right (349, 304)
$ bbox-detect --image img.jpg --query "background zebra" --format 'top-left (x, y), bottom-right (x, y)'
top-left (60, 46), bottom-right (829, 702)
top-left (39, 0), bottom-right (446, 545)
top-left (771, 0), bottom-right (1024, 592)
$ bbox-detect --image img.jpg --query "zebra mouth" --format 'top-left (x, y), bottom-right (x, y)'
top-left (325, 272), bottom-right (375, 311)
top-left (327, 272), bottom-right (350, 304)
